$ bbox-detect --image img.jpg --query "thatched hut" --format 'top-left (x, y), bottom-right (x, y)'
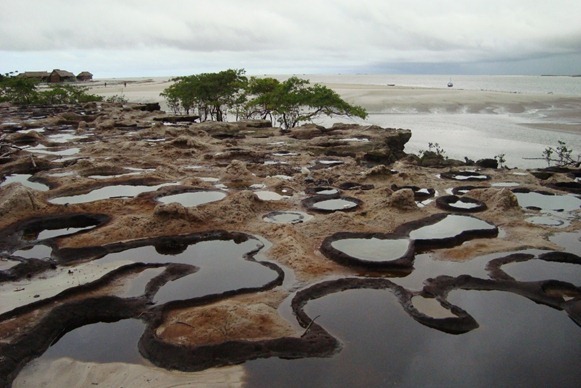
top-left (18, 71), bottom-right (50, 82)
top-left (48, 69), bottom-right (76, 83)
top-left (76, 71), bottom-right (93, 81)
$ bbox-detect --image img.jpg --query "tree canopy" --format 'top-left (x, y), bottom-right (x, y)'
top-left (161, 69), bottom-right (367, 128)
top-left (0, 71), bottom-right (102, 105)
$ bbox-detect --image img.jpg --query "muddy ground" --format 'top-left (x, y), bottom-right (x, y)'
top-left (1, 101), bottom-right (580, 387)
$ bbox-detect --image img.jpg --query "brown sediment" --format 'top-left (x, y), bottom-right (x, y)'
top-left (1, 99), bottom-right (581, 387)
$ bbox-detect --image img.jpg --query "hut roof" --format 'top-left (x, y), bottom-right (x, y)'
top-left (51, 69), bottom-right (76, 78)
top-left (19, 71), bottom-right (50, 78)
top-left (77, 71), bottom-right (93, 77)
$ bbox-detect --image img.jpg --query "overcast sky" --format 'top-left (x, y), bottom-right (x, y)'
top-left (1, 0), bottom-right (580, 77)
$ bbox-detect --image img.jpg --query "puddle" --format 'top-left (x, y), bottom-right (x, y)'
top-left (0, 174), bottom-right (50, 191)
top-left (49, 183), bottom-right (175, 204)
top-left (526, 216), bottom-right (568, 227)
top-left (306, 187), bottom-right (340, 196)
top-left (411, 296), bottom-right (457, 319)
top-left (96, 236), bottom-right (280, 304)
top-left (442, 171), bottom-right (490, 181)
top-left (313, 198), bottom-right (358, 211)
top-left (46, 171), bottom-right (76, 178)
top-left (34, 226), bottom-right (96, 241)
top-left (513, 191), bottom-right (581, 212)
top-left (263, 211), bottom-right (313, 224)
top-left (26, 145), bottom-right (80, 156)
top-left (408, 214), bottom-right (497, 243)
top-left (88, 172), bottom-right (141, 179)
top-left (338, 137), bottom-right (370, 143)
top-left (272, 151), bottom-right (299, 157)
top-left (303, 197), bottom-right (362, 212)
top-left (330, 237), bottom-right (411, 263)
top-left (502, 260), bottom-right (581, 285)
top-left (39, 319), bottom-right (146, 364)
top-left (246, 287), bottom-right (581, 387)
top-left (0, 257), bottom-right (20, 271)
top-left (317, 160), bottom-right (344, 166)
top-left (13, 244), bottom-right (53, 259)
top-left (47, 133), bottom-right (88, 143)
top-left (157, 190), bottom-right (227, 207)
top-left (436, 195), bottom-right (486, 212)
top-left (550, 232), bottom-right (581, 254)
top-left (119, 267), bottom-right (167, 298)
top-left (491, 182), bottom-right (519, 187)
top-left (0, 260), bottom-right (132, 315)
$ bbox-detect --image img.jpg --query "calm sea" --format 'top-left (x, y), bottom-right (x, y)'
top-left (298, 74), bottom-right (581, 169)
top-left (297, 74), bottom-right (581, 96)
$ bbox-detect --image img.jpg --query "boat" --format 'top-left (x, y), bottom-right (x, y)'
top-left (447, 78), bottom-right (453, 87)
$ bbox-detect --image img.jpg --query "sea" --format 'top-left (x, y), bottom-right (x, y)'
top-left (300, 74), bottom-right (581, 169)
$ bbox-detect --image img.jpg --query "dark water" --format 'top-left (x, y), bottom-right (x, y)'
top-left (39, 319), bottom-right (146, 364)
top-left (98, 238), bottom-right (278, 304)
top-left (49, 183), bottom-right (174, 204)
top-left (330, 237), bottom-right (410, 262)
top-left (409, 214), bottom-right (495, 241)
top-left (245, 288), bottom-right (581, 387)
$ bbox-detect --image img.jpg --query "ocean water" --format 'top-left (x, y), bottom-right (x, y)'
top-left (298, 74), bottom-right (581, 96)
top-left (302, 74), bottom-right (581, 169)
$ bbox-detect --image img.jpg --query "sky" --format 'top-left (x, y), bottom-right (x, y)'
top-left (1, 0), bottom-right (580, 78)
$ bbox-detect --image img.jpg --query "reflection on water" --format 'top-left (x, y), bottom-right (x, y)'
top-left (98, 238), bottom-right (277, 304)
top-left (312, 198), bottom-right (358, 211)
top-left (246, 288), bottom-right (581, 387)
top-left (0, 174), bottom-right (49, 191)
top-left (503, 260), bottom-right (581, 285)
top-left (157, 191), bottom-right (227, 207)
top-left (331, 238), bottom-right (410, 262)
top-left (410, 215), bottom-right (495, 241)
top-left (49, 183), bottom-right (175, 204)
top-left (40, 319), bottom-right (146, 364)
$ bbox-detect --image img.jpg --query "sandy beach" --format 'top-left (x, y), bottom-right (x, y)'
top-left (2, 75), bottom-right (581, 387)
top-left (88, 76), bottom-right (581, 134)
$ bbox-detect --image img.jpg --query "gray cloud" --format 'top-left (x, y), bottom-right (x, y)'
top-left (1, 0), bottom-right (580, 75)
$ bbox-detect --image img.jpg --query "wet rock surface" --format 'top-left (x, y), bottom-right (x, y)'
top-left (1, 102), bottom-right (581, 387)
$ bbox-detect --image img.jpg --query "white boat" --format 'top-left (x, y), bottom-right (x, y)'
top-left (447, 78), bottom-right (453, 87)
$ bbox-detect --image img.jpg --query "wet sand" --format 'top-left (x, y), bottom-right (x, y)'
top-left (87, 77), bottom-right (581, 133)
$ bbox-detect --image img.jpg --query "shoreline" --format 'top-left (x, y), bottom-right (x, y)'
top-left (85, 78), bottom-right (581, 135)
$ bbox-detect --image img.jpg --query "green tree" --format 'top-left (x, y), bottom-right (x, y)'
top-left (0, 71), bottom-right (102, 105)
top-left (161, 69), bottom-right (248, 121)
top-left (245, 76), bottom-right (367, 129)
top-left (0, 72), bottom-right (39, 105)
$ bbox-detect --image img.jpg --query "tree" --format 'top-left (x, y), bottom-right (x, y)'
top-left (0, 71), bottom-right (102, 105)
top-left (0, 72), bottom-right (39, 105)
top-left (161, 69), bottom-right (248, 120)
top-left (245, 76), bottom-right (367, 129)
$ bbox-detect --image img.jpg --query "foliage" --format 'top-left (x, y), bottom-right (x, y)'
top-left (160, 69), bottom-right (247, 120)
top-left (245, 76), bottom-right (368, 129)
top-left (106, 94), bottom-right (129, 104)
top-left (37, 84), bottom-right (103, 104)
top-left (1, 71), bottom-right (102, 105)
top-left (0, 72), bottom-right (39, 104)
top-left (160, 69), bottom-right (368, 128)
top-left (542, 140), bottom-right (579, 167)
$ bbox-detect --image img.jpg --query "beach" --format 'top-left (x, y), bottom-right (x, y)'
top-left (1, 74), bottom-right (581, 387)
top-left (88, 75), bottom-right (581, 168)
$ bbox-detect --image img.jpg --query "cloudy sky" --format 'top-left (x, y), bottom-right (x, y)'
top-left (1, 0), bottom-right (580, 77)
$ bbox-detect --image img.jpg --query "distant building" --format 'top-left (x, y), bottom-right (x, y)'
top-left (76, 71), bottom-right (93, 81)
top-left (48, 69), bottom-right (76, 83)
top-left (18, 71), bottom-right (50, 82)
